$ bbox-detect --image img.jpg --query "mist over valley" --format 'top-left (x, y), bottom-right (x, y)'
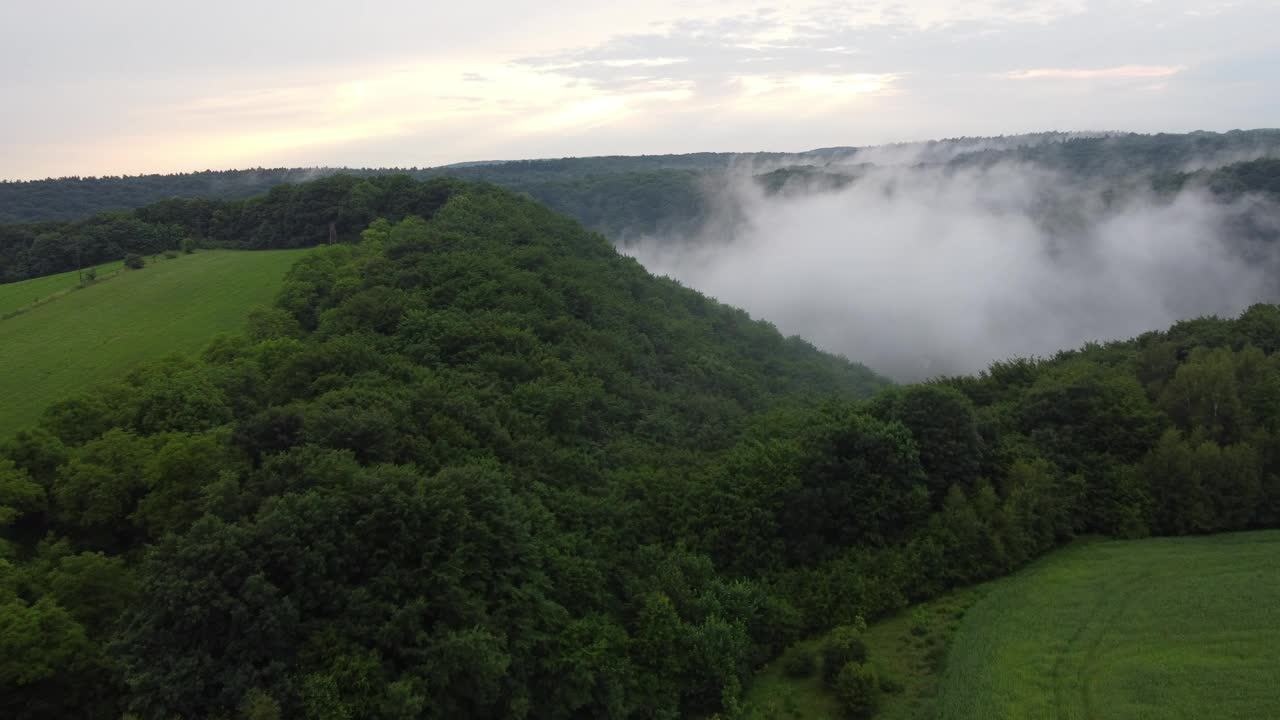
top-left (625, 147), bottom-right (1280, 378)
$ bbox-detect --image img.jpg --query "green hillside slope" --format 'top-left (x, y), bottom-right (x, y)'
top-left (0, 259), bottom-right (123, 316)
top-left (938, 531), bottom-right (1280, 720)
top-left (0, 249), bottom-right (309, 436)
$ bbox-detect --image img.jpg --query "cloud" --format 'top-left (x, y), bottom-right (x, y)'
top-left (2, 1), bottom-right (1280, 178)
top-left (625, 163), bottom-right (1278, 380)
top-left (1006, 65), bottom-right (1186, 80)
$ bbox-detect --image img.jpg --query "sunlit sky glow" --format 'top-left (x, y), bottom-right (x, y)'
top-left (1, 0), bottom-right (1277, 180)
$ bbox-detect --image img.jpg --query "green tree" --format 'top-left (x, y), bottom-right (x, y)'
top-left (784, 412), bottom-right (929, 559)
top-left (832, 662), bottom-right (879, 720)
top-left (1142, 430), bottom-right (1212, 534)
top-left (868, 384), bottom-right (982, 504)
top-left (821, 624), bottom-right (869, 686)
top-left (1159, 347), bottom-right (1244, 443)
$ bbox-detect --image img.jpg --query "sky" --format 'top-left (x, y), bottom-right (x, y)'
top-left (2, 0), bottom-right (1278, 180)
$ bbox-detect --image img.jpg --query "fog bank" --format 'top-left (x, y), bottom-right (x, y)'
top-left (626, 164), bottom-right (1279, 380)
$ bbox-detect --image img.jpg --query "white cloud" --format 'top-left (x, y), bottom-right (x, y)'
top-left (1006, 65), bottom-right (1186, 80)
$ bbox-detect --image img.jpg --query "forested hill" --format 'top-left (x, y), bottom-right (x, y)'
top-left (4, 179), bottom-right (1280, 719)
top-left (0, 181), bottom-right (887, 718)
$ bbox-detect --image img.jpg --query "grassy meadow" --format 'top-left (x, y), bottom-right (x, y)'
top-left (0, 259), bottom-right (125, 316)
top-left (744, 531), bottom-right (1280, 720)
top-left (937, 531), bottom-right (1280, 720)
top-left (0, 249), bottom-right (310, 437)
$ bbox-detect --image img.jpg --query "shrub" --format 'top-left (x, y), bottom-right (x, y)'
top-left (782, 649), bottom-right (816, 678)
top-left (822, 625), bottom-right (869, 686)
top-left (163, 250), bottom-right (179, 259)
top-left (909, 607), bottom-right (932, 637)
top-left (124, 253), bottom-right (145, 269)
top-left (878, 671), bottom-right (903, 694)
top-left (833, 662), bottom-right (879, 720)
top-left (181, 237), bottom-right (197, 254)
top-left (240, 689), bottom-right (281, 720)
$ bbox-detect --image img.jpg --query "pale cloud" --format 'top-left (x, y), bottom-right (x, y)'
top-left (732, 73), bottom-right (899, 111)
top-left (1006, 65), bottom-right (1186, 80)
top-left (596, 58), bottom-right (690, 69)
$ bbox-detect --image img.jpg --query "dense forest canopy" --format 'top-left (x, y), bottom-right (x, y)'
top-left (3, 178), bottom-right (1280, 719)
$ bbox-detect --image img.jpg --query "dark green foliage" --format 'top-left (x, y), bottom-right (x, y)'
top-left (783, 412), bottom-right (929, 560)
top-left (123, 253), bottom-right (144, 269)
top-left (1, 182), bottom-right (885, 719)
top-left (832, 662), bottom-right (880, 720)
top-left (878, 672), bottom-right (903, 694)
top-left (822, 626), bottom-right (870, 686)
top-left (782, 649), bottom-right (816, 679)
top-left (868, 385), bottom-right (982, 505)
top-left (0, 174), bottom-right (465, 282)
top-left (3, 176), bottom-right (1280, 719)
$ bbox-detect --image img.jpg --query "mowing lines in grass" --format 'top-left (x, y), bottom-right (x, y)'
top-left (937, 531), bottom-right (1280, 720)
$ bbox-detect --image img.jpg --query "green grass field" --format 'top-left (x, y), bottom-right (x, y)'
top-left (744, 531), bottom-right (1280, 720)
top-left (0, 259), bottom-right (125, 316)
top-left (0, 249), bottom-right (310, 437)
top-left (741, 589), bottom-right (984, 720)
top-left (742, 635), bottom-right (844, 720)
top-left (938, 531), bottom-right (1280, 720)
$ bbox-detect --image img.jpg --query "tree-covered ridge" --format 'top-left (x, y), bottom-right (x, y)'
top-left (0, 168), bottom-right (339, 224)
top-left (0, 154), bottom-right (754, 225)
top-left (1155, 157), bottom-right (1280, 200)
top-left (0, 170), bottom-right (717, 283)
top-left (0, 175), bottom-right (466, 282)
top-left (4, 129), bottom-right (1278, 224)
top-left (3, 179), bottom-right (1280, 719)
top-left (947, 129), bottom-right (1280, 177)
top-left (10, 155), bottom-right (1280, 286)
top-left (7, 130), bottom-right (1280, 286)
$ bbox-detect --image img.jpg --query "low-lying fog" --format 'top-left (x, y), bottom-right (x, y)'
top-left (626, 163), bottom-right (1280, 380)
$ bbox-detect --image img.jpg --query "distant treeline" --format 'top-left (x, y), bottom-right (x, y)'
top-left (0, 154), bottom-right (755, 225)
top-left (0, 169), bottom-right (726, 283)
top-left (3, 179), bottom-right (1280, 719)
top-left (949, 129), bottom-right (1280, 177)
top-left (0, 175), bottom-right (464, 282)
top-left (4, 129), bottom-right (1278, 221)
top-left (5, 131), bottom-right (1280, 285)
